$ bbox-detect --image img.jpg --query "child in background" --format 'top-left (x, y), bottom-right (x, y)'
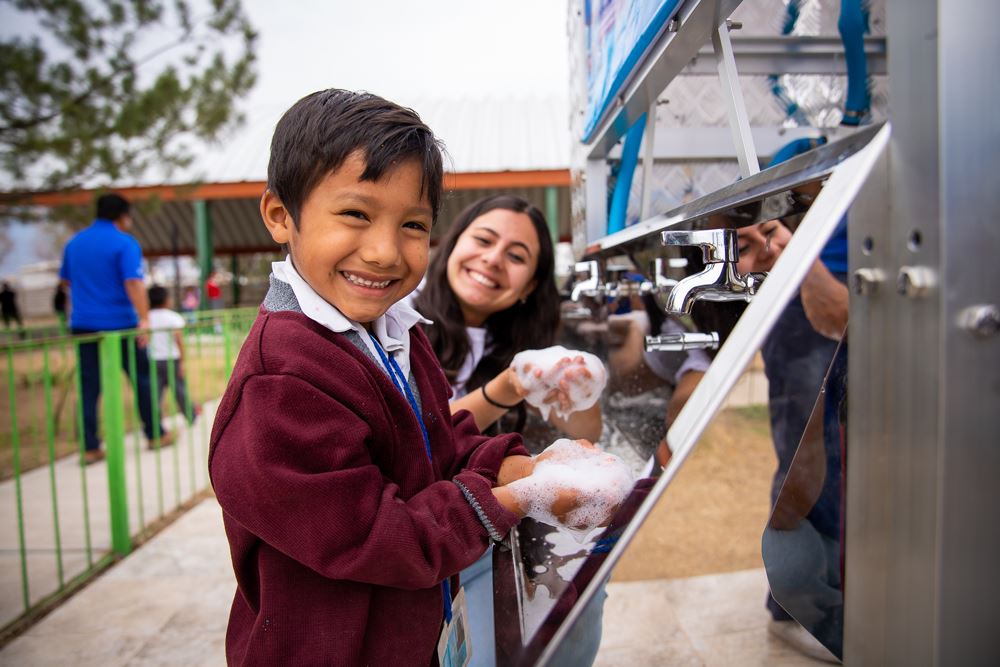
top-left (208, 89), bottom-right (585, 666)
top-left (147, 285), bottom-right (200, 424)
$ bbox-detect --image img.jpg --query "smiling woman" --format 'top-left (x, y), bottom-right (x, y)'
top-left (415, 194), bottom-right (601, 439)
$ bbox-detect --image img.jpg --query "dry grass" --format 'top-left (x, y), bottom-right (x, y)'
top-left (0, 340), bottom-right (234, 481)
top-left (612, 405), bottom-right (776, 581)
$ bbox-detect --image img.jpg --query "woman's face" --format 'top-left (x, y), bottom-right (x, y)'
top-left (736, 220), bottom-right (792, 274)
top-left (446, 208), bottom-right (541, 327)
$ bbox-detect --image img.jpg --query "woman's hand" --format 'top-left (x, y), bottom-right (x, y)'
top-left (538, 356), bottom-right (595, 414)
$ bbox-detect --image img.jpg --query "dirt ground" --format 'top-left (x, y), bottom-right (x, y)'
top-left (612, 405), bottom-right (777, 581)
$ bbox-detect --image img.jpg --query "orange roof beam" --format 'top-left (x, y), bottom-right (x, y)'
top-left (11, 169), bottom-right (571, 207)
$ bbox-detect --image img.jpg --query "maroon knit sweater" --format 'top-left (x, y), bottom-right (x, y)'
top-left (209, 308), bottom-right (527, 666)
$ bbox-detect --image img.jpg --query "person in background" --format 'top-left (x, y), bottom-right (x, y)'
top-left (414, 194), bottom-right (603, 667)
top-left (204, 270), bottom-right (223, 309)
top-left (1, 281), bottom-right (23, 333)
top-left (59, 193), bottom-right (174, 465)
top-left (53, 282), bottom-right (68, 333)
top-left (181, 285), bottom-right (200, 311)
top-left (147, 285), bottom-right (201, 424)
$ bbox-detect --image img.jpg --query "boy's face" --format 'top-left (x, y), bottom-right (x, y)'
top-left (261, 152), bottom-right (433, 327)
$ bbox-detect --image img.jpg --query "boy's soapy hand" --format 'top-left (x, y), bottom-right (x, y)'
top-left (533, 438), bottom-right (597, 465)
top-left (497, 454), bottom-right (535, 486)
top-left (546, 485), bottom-right (622, 530)
top-left (497, 439), bottom-right (597, 486)
top-left (492, 484), bottom-right (526, 518)
top-left (506, 438), bottom-right (634, 535)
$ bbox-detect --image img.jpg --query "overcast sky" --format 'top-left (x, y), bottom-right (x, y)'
top-left (239, 0), bottom-right (570, 115)
top-left (0, 1), bottom-right (572, 277)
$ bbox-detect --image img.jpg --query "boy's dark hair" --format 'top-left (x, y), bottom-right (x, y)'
top-left (148, 284), bottom-right (169, 309)
top-left (96, 193), bottom-right (130, 220)
top-left (267, 89), bottom-right (445, 225)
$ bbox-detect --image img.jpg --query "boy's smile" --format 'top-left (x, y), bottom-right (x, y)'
top-left (261, 152), bottom-right (433, 327)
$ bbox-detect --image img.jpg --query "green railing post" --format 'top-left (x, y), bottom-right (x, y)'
top-left (6, 348), bottom-right (31, 611)
top-left (42, 345), bottom-right (65, 587)
top-left (99, 333), bottom-right (131, 557)
top-left (223, 310), bottom-right (235, 381)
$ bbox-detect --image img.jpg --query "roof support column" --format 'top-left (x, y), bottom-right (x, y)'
top-left (545, 186), bottom-right (559, 247)
top-left (193, 200), bottom-right (214, 309)
top-left (230, 255), bottom-right (241, 307)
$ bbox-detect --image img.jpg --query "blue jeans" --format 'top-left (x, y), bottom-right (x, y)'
top-left (74, 329), bottom-right (160, 451)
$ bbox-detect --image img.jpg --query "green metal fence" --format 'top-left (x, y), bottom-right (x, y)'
top-left (0, 308), bottom-right (257, 634)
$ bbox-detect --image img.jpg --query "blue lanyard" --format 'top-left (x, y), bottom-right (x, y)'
top-left (366, 332), bottom-right (452, 623)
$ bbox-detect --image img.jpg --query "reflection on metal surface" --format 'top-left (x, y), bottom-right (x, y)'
top-left (587, 122), bottom-right (885, 258)
top-left (763, 339), bottom-right (847, 659)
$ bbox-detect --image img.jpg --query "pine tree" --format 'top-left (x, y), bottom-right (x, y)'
top-left (0, 0), bottom-right (258, 192)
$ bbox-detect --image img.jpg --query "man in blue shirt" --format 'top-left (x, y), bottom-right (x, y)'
top-left (60, 193), bottom-right (174, 464)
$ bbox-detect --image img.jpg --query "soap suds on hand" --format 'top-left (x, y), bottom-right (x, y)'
top-left (511, 346), bottom-right (608, 420)
top-left (508, 438), bottom-right (634, 538)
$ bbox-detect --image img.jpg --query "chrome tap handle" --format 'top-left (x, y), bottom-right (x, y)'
top-left (661, 229), bottom-right (738, 264)
top-left (639, 257), bottom-right (679, 295)
top-left (644, 331), bottom-right (720, 352)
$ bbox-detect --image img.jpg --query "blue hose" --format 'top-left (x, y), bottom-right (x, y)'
top-left (839, 0), bottom-right (871, 125)
top-left (607, 113), bottom-right (646, 234)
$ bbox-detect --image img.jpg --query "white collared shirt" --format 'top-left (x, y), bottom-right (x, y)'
top-left (271, 257), bottom-right (430, 382)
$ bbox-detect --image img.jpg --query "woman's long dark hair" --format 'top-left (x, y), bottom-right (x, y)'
top-left (416, 194), bottom-right (561, 415)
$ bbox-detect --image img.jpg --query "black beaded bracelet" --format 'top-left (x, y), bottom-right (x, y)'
top-left (481, 383), bottom-right (521, 410)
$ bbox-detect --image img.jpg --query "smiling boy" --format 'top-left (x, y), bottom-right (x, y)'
top-left (208, 90), bottom-right (536, 666)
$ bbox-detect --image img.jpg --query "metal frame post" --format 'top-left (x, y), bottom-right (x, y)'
top-left (712, 21), bottom-right (759, 178)
top-left (845, 0), bottom-right (1000, 663)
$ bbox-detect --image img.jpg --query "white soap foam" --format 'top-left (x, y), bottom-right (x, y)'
top-left (508, 438), bottom-right (634, 539)
top-left (511, 346), bottom-right (608, 420)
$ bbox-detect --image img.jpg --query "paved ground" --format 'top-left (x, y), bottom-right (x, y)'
top-left (0, 497), bottom-right (831, 666)
top-left (0, 403), bottom-right (218, 630)
top-left (0, 360), bottom-right (837, 665)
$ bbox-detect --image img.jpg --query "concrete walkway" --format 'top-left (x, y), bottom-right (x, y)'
top-left (0, 402), bottom-right (219, 630)
top-left (0, 496), bottom-right (831, 666)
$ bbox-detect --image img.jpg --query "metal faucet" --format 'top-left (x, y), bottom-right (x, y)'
top-left (660, 229), bottom-right (766, 314)
top-left (571, 258), bottom-right (679, 303)
top-left (570, 260), bottom-right (603, 302)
